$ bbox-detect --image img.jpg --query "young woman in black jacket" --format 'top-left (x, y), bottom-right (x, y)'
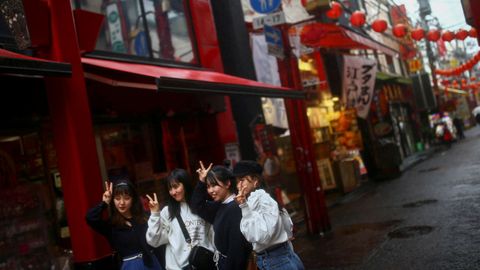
top-left (190, 161), bottom-right (252, 270)
top-left (85, 180), bottom-right (162, 270)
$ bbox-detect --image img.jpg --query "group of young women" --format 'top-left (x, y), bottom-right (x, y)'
top-left (86, 160), bottom-right (304, 270)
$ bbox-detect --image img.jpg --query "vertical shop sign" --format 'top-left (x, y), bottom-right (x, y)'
top-left (106, 3), bottom-right (127, 53)
top-left (342, 55), bottom-right (377, 119)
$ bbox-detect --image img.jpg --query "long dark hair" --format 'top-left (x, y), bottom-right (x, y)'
top-left (110, 181), bottom-right (146, 227)
top-left (205, 165), bottom-right (236, 193)
top-left (165, 168), bottom-right (193, 220)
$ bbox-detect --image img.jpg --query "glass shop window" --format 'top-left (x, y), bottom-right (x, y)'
top-left (78, 0), bottom-right (197, 64)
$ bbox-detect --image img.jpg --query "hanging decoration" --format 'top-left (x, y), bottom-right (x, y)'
top-left (426, 29), bottom-right (440, 41)
top-left (326, 1), bottom-right (342, 20)
top-left (442, 31), bottom-right (455, 42)
top-left (350, 11), bottom-right (366, 27)
top-left (469, 28), bottom-right (477, 38)
top-left (435, 51), bottom-right (480, 77)
top-left (455, 29), bottom-right (469, 40)
top-left (392, 24), bottom-right (407, 38)
top-left (371, 19), bottom-right (387, 33)
top-left (410, 27), bottom-right (425, 41)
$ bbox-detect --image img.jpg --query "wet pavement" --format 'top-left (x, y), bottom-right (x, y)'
top-left (292, 127), bottom-right (480, 270)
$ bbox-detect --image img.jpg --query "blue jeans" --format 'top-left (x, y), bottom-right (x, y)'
top-left (121, 253), bottom-right (162, 270)
top-left (255, 243), bottom-right (304, 270)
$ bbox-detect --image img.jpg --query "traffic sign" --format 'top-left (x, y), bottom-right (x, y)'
top-left (264, 24), bottom-right (284, 59)
top-left (250, 0), bottom-right (281, 14)
top-left (252, 11), bottom-right (286, 30)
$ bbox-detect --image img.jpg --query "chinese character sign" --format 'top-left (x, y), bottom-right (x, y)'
top-left (342, 55), bottom-right (377, 119)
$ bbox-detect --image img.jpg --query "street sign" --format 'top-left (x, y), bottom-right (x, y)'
top-left (252, 11), bottom-right (286, 30)
top-left (264, 24), bottom-right (284, 59)
top-left (250, 0), bottom-right (282, 14)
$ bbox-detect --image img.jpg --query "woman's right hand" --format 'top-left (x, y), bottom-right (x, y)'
top-left (103, 181), bottom-right (113, 205)
top-left (146, 193), bottom-right (160, 213)
top-left (196, 160), bottom-right (212, 183)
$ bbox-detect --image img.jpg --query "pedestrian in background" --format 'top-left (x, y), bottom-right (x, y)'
top-left (145, 168), bottom-right (215, 270)
top-left (190, 161), bottom-right (252, 270)
top-left (453, 115), bottom-right (465, 140)
top-left (86, 180), bottom-right (162, 270)
top-left (233, 160), bottom-right (304, 270)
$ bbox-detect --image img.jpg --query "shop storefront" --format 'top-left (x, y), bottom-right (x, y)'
top-left (0, 49), bottom-right (73, 268)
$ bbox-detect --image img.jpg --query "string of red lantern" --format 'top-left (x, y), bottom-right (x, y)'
top-left (435, 51), bottom-right (480, 77)
top-left (323, 1), bottom-right (477, 43)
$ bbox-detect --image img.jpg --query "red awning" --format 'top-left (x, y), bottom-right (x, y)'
top-left (81, 57), bottom-right (304, 99)
top-left (0, 48), bottom-right (71, 77)
top-left (300, 23), bottom-right (398, 56)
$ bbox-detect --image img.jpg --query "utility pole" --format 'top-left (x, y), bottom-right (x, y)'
top-left (417, 0), bottom-right (440, 96)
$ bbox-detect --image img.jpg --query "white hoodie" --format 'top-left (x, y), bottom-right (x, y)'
top-left (146, 202), bottom-right (215, 270)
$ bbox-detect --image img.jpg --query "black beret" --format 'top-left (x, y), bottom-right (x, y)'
top-left (232, 160), bottom-right (263, 177)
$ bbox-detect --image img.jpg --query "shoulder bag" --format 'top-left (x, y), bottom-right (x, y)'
top-left (176, 213), bottom-right (215, 270)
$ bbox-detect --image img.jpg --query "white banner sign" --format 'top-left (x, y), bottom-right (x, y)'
top-left (342, 55), bottom-right (377, 119)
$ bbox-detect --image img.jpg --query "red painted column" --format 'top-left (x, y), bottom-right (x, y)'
top-left (278, 27), bottom-right (331, 234)
top-left (44, 0), bottom-right (110, 262)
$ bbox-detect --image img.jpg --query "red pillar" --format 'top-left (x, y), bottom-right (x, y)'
top-left (278, 28), bottom-right (331, 234)
top-left (45, 0), bottom-right (110, 262)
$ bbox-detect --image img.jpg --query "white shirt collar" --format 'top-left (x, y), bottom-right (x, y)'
top-left (222, 194), bottom-right (235, 204)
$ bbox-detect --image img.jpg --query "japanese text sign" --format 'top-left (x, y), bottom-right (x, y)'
top-left (342, 55), bottom-right (377, 119)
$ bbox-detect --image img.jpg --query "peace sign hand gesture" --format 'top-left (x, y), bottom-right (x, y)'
top-left (146, 193), bottom-right (160, 213)
top-left (103, 181), bottom-right (113, 205)
top-left (235, 185), bottom-right (247, 205)
top-left (196, 160), bottom-right (212, 183)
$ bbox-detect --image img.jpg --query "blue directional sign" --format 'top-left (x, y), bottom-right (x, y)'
top-left (250, 0), bottom-right (281, 14)
top-left (264, 25), bottom-right (283, 47)
top-left (264, 24), bottom-right (284, 59)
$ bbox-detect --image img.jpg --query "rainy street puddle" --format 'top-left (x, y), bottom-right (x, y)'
top-left (418, 167), bottom-right (440, 173)
top-left (402, 199), bottom-right (438, 208)
top-left (387, 226), bottom-right (434, 239)
top-left (335, 220), bottom-right (403, 236)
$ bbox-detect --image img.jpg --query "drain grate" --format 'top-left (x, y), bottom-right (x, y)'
top-left (388, 226), bottom-right (434, 239)
top-left (418, 167), bottom-right (440, 173)
top-left (402, 199), bottom-right (438, 208)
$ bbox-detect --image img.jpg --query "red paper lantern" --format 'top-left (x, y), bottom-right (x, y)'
top-left (371, 19), bottom-right (387, 33)
top-left (410, 28), bottom-right (425, 41)
top-left (326, 8), bottom-right (342, 20)
top-left (456, 29), bottom-right (469, 40)
top-left (330, 1), bottom-right (342, 11)
top-left (471, 76), bottom-right (476, 81)
top-left (426, 29), bottom-right (440, 41)
top-left (350, 11), bottom-right (366, 27)
top-left (469, 28), bottom-right (478, 38)
top-left (392, 24), bottom-right (407, 38)
top-left (442, 31), bottom-right (455, 42)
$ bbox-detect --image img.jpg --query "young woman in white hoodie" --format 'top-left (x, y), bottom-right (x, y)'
top-left (145, 169), bottom-right (215, 270)
top-left (233, 160), bottom-right (304, 270)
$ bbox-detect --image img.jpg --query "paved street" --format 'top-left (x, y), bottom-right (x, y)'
top-left (293, 127), bottom-right (480, 270)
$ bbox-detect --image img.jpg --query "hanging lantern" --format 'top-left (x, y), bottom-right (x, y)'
top-left (392, 24), bottom-right (407, 38)
top-left (371, 19), bottom-right (387, 33)
top-left (326, 8), bottom-right (342, 20)
top-left (442, 31), bottom-right (455, 42)
top-left (330, 1), bottom-right (342, 11)
top-left (471, 76), bottom-right (476, 81)
top-left (456, 29), bottom-right (469, 40)
top-left (469, 28), bottom-right (478, 38)
top-left (426, 29), bottom-right (440, 41)
top-left (350, 11), bottom-right (366, 27)
top-left (410, 28), bottom-right (425, 41)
